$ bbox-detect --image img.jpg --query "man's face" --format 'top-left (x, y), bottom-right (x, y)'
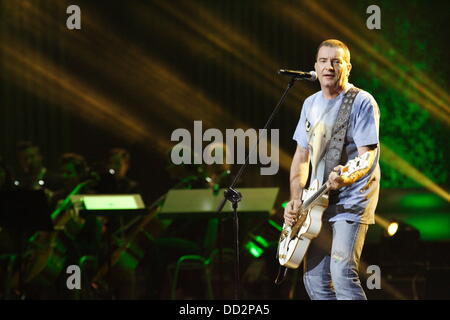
top-left (60, 162), bottom-right (80, 188)
top-left (18, 147), bottom-right (43, 172)
top-left (108, 154), bottom-right (128, 178)
top-left (314, 46), bottom-right (352, 90)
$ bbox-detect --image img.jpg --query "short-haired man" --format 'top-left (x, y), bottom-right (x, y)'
top-left (284, 39), bottom-right (380, 300)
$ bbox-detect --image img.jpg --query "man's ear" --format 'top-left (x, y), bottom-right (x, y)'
top-left (314, 61), bottom-right (318, 73)
top-left (347, 62), bottom-right (352, 74)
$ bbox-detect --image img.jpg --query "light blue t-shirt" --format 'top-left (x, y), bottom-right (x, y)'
top-left (293, 84), bottom-right (380, 225)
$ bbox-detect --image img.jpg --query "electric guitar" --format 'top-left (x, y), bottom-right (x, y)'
top-left (277, 151), bottom-right (372, 269)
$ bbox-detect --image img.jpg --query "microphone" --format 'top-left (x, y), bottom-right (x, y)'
top-left (278, 69), bottom-right (317, 81)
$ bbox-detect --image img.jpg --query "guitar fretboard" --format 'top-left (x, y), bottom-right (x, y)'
top-left (301, 183), bottom-right (329, 211)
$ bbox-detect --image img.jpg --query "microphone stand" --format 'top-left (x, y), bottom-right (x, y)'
top-left (216, 76), bottom-right (300, 300)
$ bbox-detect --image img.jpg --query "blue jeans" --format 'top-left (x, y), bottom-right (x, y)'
top-left (303, 220), bottom-right (368, 300)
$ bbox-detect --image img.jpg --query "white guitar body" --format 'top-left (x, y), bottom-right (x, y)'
top-left (277, 151), bottom-right (373, 269)
top-left (278, 179), bottom-right (328, 269)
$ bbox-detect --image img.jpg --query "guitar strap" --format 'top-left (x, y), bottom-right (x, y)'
top-left (274, 265), bottom-right (288, 285)
top-left (322, 87), bottom-right (360, 184)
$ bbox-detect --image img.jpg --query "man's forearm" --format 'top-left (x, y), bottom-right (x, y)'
top-left (339, 147), bottom-right (378, 186)
top-left (290, 166), bottom-right (308, 200)
top-left (290, 146), bottom-right (310, 201)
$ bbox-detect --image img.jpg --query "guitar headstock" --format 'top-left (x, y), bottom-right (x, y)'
top-left (340, 151), bottom-right (371, 177)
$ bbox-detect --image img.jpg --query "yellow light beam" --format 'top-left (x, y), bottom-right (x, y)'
top-left (1, 41), bottom-right (172, 154)
top-left (375, 214), bottom-right (391, 230)
top-left (149, 0), bottom-right (315, 105)
top-left (4, 1), bottom-right (294, 173)
top-left (133, 3), bottom-right (305, 114)
top-left (270, 2), bottom-right (450, 124)
top-left (302, 0), bottom-right (450, 120)
top-left (322, 0), bottom-right (450, 109)
top-left (380, 143), bottom-right (450, 202)
top-left (62, 1), bottom-right (295, 172)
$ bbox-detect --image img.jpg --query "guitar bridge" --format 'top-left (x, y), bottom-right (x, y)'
top-left (280, 229), bottom-right (289, 242)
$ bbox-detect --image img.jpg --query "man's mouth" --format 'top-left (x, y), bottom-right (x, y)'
top-left (323, 74), bottom-right (335, 78)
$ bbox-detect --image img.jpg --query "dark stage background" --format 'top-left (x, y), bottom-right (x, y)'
top-left (0, 0), bottom-right (449, 300)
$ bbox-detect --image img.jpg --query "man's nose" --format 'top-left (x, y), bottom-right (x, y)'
top-left (326, 60), bottom-right (334, 70)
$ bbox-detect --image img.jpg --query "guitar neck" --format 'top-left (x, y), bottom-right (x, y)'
top-left (301, 183), bottom-right (330, 211)
top-left (295, 152), bottom-right (372, 215)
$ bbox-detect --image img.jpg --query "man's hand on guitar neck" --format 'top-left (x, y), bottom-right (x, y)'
top-left (328, 165), bottom-right (348, 190)
top-left (328, 146), bottom-right (378, 190)
top-left (283, 199), bottom-right (302, 226)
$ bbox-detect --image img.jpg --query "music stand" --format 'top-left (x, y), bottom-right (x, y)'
top-left (159, 188), bottom-right (279, 219)
top-left (70, 194), bottom-right (146, 299)
top-left (159, 187), bottom-right (278, 298)
top-left (0, 190), bottom-right (53, 297)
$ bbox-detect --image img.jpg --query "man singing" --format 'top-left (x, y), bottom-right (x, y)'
top-left (284, 39), bottom-right (380, 300)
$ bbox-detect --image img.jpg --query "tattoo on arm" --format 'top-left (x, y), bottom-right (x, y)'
top-left (341, 147), bottom-right (377, 185)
